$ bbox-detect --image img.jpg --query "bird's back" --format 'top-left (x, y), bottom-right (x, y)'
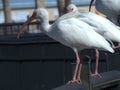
top-left (48, 17), bottom-right (114, 53)
top-left (77, 11), bottom-right (120, 43)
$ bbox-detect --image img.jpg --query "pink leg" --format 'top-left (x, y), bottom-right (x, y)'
top-left (67, 51), bottom-right (81, 84)
top-left (76, 53), bottom-right (82, 83)
top-left (76, 63), bottom-right (82, 84)
top-left (92, 49), bottom-right (101, 77)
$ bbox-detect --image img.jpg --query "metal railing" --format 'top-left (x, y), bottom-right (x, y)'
top-left (0, 21), bottom-right (54, 37)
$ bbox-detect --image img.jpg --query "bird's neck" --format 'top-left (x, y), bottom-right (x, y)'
top-left (41, 18), bottom-right (51, 33)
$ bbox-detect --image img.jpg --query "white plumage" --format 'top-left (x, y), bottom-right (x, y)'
top-left (17, 8), bottom-right (114, 84)
top-left (89, 0), bottom-right (120, 26)
top-left (67, 4), bottom-right (120, 47)
top-left (67, 4), bottom-right (120, 77)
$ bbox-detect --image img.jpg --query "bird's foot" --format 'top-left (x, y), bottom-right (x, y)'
top-left (67, 79), bottom-right (82, 84)
top-left (114, 45), bottom-right (120, 49)
top-left (92, 72), bottom-right (102, 78)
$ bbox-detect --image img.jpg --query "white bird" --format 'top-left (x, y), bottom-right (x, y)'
top-left (17, 8), bottom-right (114, 84)
top-left (89, 0), bottom-right (120, 26)
top-left (67, 4), bottom-right (120, 77)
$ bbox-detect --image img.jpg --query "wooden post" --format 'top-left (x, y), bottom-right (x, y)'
top-left (64, 0), bottom-right (71, 13)
top-left (35, 0), bottom-right (46, 8)
top-left (2, 0), bottom-right (12, 34)
top-left (2, 0), bottom-right (12, 23)
top-left (57, 0), bottom-right (65, 16)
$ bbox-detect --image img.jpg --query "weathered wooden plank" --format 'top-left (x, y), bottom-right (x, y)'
top-left (51, 83), bottom-right (89, 90)
top-left (92, 70), bottom-right (120, 90)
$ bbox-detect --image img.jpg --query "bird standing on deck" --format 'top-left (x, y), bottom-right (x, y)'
top-left (17, 8), bottom-right (114, 84)
top-left (89, 0), bottom-right (120, 26)
top-left (67, 4), bottom-right (120, 77)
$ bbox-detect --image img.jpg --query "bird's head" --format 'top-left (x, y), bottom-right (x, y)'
top-left (35, 8), bottom-right (49, 20)
top-left (17, 8), bottom-right (49, 38)
top-left (67, 4), bottom-right (78, 13)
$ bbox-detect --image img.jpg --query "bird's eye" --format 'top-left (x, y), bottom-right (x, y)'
top-left (71, 8), bottom-right (73, 11)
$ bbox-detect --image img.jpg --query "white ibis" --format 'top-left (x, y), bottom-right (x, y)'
top-left (89, 0), bottom-right (120, 26)
top-left (17, 8), bottom-right (114, 84)
top-left (67, 4), bottom-right (120, 77)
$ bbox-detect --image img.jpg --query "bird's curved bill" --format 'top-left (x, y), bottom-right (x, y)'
top-left (89, 0), bottom-right (94, 12)
top-left (17, 11), bottom-right (36, 39)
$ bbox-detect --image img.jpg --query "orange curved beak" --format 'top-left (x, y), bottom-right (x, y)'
top-left (17, 11), bottom-right (37, 39)
top-left (89, 0), bottom-right (94, 12)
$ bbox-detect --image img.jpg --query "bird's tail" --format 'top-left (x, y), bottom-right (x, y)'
top-left (99, 39), bottom-right (114, 53)
top-left (106, 46), bottom-right (114, 53)
top-left (102, 41), bottom-right (114, 53)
